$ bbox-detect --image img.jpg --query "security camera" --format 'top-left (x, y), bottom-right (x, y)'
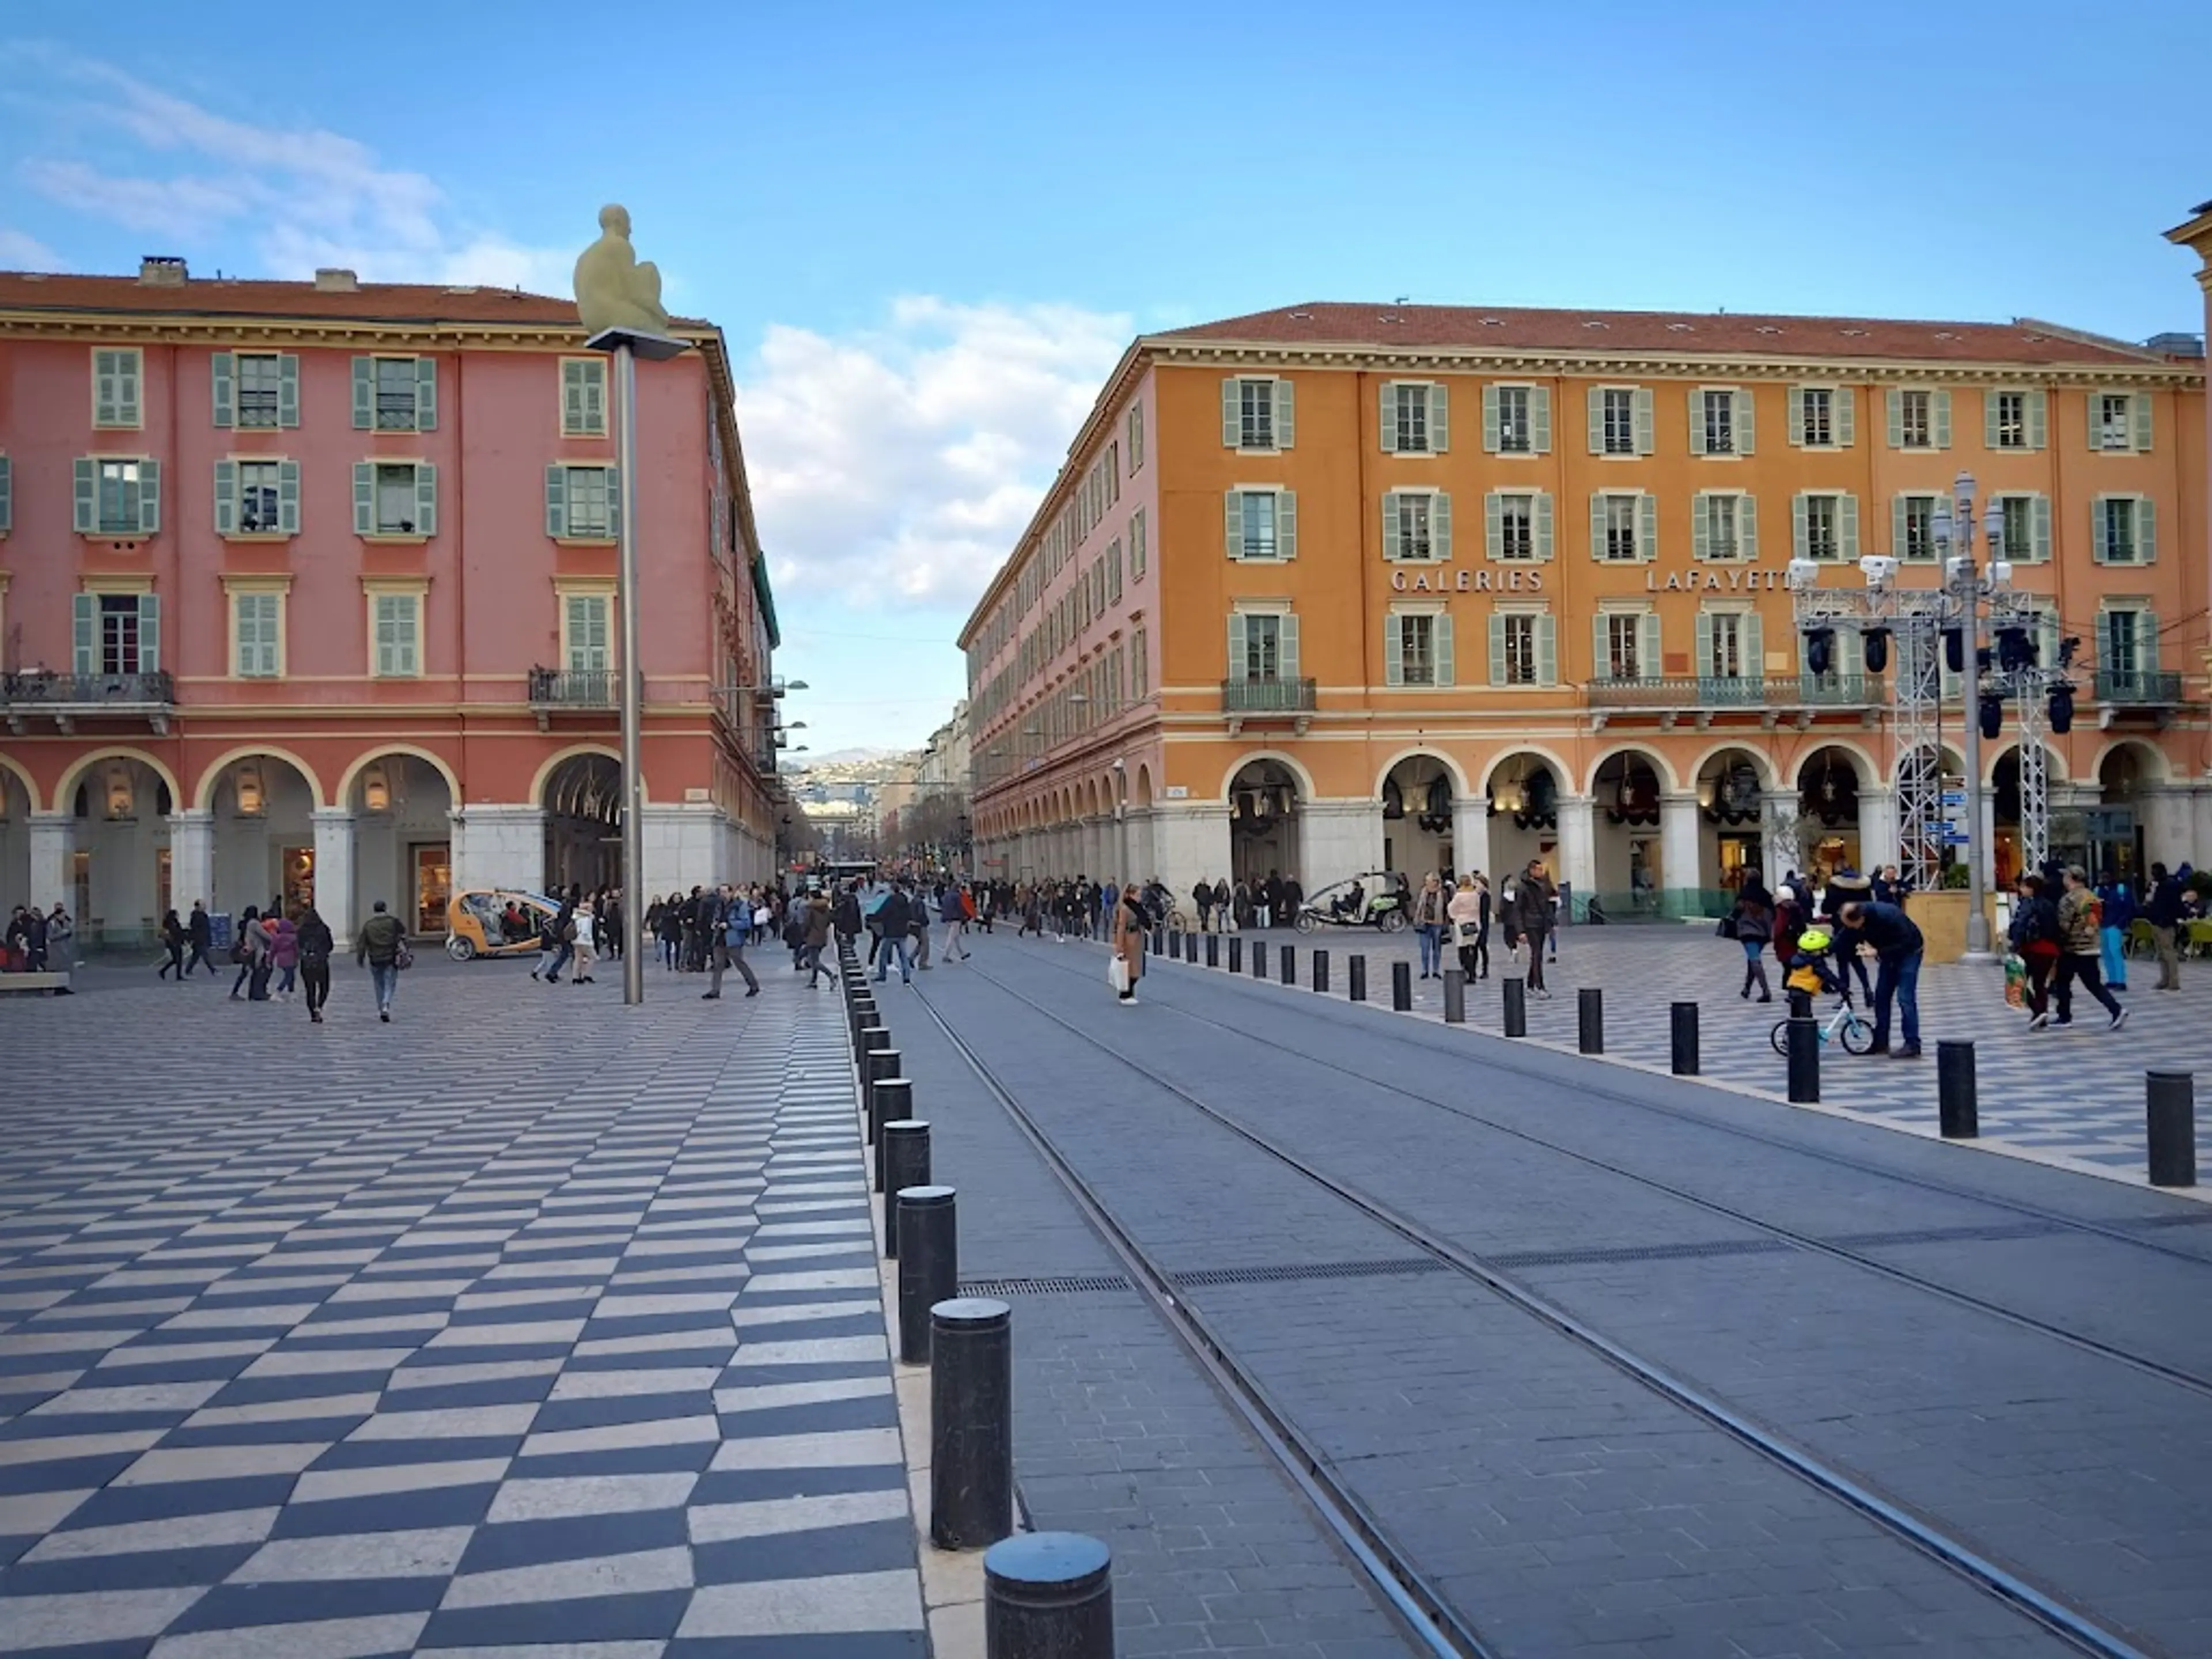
top-left (1987, 560), bottom-right (2013, 588)
top-left (1945, 556), bottom-right (1972, 583)
top-left (1785, 559), bottom-right (1822, 591)
top-left (1858, 555), bottom-right (1897, 588)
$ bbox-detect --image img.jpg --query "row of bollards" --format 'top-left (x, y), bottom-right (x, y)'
top-left (832, 941), bottom-right (1114, 1654)
top-left (1145, 925), bottom-right (2200, 1190)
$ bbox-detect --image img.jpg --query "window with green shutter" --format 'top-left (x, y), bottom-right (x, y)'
top-left (234, 592), bottom-right (282, 677)
top-left (0, 454), bottom-right (11, 535)
top-left (548, 464), bottom-right (621, 539)
top-left (373, 593), bottom-right (422, 676)
top-left (358, 462), bottom-right (437, 537)
top-left (1108, 540), bottom-right (1122, 603)
top-left (1130, 509), bottom-right (1146, 580)
top-left (93, 348), bottom-right (142, 429)
top-left (565, 594), bottom-right (611, 672)
top-left (1987, 388), bottom-right (2046, 450)
top-left (82, 457), bottom-right (156, 537)
top-left (1222, 377), bottom-right (1290, 449)
top-left (2093, 391), bottom-right (2149, 453)
top-left (1693, 493), bottom-right (1750, 562)
top-left (1590, 386), bottom-right (1647, 456)
top-left (1128, 402), bottom-right (1143, 471)
top-left (562, 358), bottom-right (608, 436)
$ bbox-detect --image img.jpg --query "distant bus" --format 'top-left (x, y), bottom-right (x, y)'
top-left (811, 858), bottom-right (877, 887)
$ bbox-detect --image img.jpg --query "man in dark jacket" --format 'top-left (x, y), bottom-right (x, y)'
top-left (186, 900), bottom-right (215, 976)
top-left (355, 900), bottom-right (406, 1022)
top-left (1838, 899), bottom-right (1923, 1058)
top-left (873, 885), bottom-right (913, 984)
top-left (2144, 862), bottom-right (2185, 991)
top-left (1514, 860), bottom-right (1557, 996)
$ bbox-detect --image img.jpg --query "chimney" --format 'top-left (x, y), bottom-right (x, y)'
top-left (313, 267), bottom-right (359, 293)
top-left (137, 255), bottom-right (188, 286)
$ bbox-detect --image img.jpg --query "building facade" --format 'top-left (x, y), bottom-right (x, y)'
top-left (961, 289), bottom-right (2207, 911)
top-left (0, 260), bottom-right (781, 945)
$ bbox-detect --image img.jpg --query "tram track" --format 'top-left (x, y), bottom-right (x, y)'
top-left (914, 952), bottom-right (2177, 1659)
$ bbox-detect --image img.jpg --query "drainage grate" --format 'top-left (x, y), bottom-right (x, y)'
top-left (1490, 1238), bottom-right (1793, 1269)
top-left (956, 1274), bottom-right (1132, 1297)
top-left (1830, 1222), bottom-right (2060, 1249)
top-left (1173, 1257), bottom-right (1448, 1288)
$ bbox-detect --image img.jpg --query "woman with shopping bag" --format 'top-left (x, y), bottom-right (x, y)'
top-left (1110, 878), bottom-right (1147, 1006)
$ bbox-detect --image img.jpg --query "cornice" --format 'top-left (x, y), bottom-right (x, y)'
top-left (0, 308), bottom-right (724, 356)
top-left (1143, 338), bottom-right (2203, 391)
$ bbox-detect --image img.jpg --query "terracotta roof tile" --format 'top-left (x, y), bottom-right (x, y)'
top-left (0, 270), bottom-right (708, 331)
top-left (1153, 301), bottom-right (2162, 368)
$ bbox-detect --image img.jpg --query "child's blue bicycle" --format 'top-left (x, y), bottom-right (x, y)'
top-left (1770, 999), bottom-right (1874, 1056)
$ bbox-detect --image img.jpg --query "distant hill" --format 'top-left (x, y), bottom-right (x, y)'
top-left (804, 747), bottom-right (901, 768)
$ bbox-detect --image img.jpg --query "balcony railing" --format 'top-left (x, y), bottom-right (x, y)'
top-left (2094, 669), bottom-right (2183, 706)
top-left (1221, 676), bottom-right (1319, 714)
top-left (1585, 673), bottom-right (1876, 711)
top-left (2, 671), bottom-right (176, 708)
top-left (528, 667), bottom-right (616, 709)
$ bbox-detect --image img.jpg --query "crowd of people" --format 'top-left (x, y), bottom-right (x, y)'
top-left (2, 903), bottom-right (75, 991)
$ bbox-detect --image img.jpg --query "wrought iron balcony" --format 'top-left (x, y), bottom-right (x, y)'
top-left (528, 667), bottom-right (617, 708)
top-left (2094, 669), bottom-right (2182, 706)
top-left (2, 671), bottom-right (176, 734)
top-left (1221, 676), bottom-right (1318, 714)
top-left (1585, 673), bottom-right (1876, 711)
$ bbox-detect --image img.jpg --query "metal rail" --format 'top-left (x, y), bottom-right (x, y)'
top-left (938, 952), bottom-right (2167, 1659)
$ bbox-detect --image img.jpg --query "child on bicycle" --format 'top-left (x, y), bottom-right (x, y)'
top-left (1783, 925), bottom-right (1846, 1020)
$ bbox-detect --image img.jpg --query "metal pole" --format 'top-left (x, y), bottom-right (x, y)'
top-left (1956, 482), bottom-right (1991, 961)
top-left (615, 342), bottom-right (646, 1005)
top-left (1937, 1041), bottom-right (1978, 1138)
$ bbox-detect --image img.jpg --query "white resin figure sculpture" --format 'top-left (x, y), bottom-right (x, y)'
top-left (574, 203), bottom-right (669, 338)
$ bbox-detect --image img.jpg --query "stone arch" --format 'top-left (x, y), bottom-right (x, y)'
top-left (336, 745), bottom-right (461, 810)
top-left (194, 744), bottom-right (327, 812)
top-left (1581, 743), bottom-right (1680, 797)
top-left (1213, 749), bottom-right (1315, 804)
top-left (1132, 763), bottom-right (1157, 809)
top-left (1984, 741), bottom-right (2070, 787)
top-left (1685, 740), bottom-right (1780, 795)
top-left (1372, 747), bottom-right (1473, 802)
top-left (0, 752), bottom-right (40, 815)
top-left (2090, 737), bottom-right (2171, 789)
top-left (529, 743), bottom-right (642, 810)
top-left (54, 747), bottom-right (185, 819)
top-left (1784, 737), bottom-right (1878, 789)
top-left (1477, 744), bottom-right (1575, 804)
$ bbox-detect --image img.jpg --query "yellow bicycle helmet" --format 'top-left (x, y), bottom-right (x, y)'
top-left (1797, 927), bottom-right (1832, 952)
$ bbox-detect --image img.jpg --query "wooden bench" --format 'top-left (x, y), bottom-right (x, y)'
top-left (0, 972), bottom-right (73, 995)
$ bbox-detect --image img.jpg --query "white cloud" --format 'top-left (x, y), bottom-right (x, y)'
top-left (12, 50), bottom-right (569, 289)
top-left (739, 298), bottom-right (1130, 611)
top-left (0, 227), bottom-right (64, 271)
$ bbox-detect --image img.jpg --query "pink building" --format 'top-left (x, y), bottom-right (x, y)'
top-left (0, 258), bottom-right (784, 946)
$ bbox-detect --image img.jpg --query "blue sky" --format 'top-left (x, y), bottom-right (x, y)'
top-left (5, 1), bottom-right (2208, 755)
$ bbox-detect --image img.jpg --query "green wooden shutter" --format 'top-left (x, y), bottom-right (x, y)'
top-left (546, 465), bottom-right (569, 536)
top-left (1638, 494), bottom-right (1657, 562)
top-left (116, 351), bottom-right (140, 427)
top-left (1641, 612), bottom-right (1661, 678)
top-left (1535, 493), bottom-right (1554, 561)
top-left (1273, 378), bottom-right (1294, 448)
top-left (2138, 499), bottom-right (2156, 563)
top-left (1740, 494), bottom-right (1758, 561)
top-left (1588, 493), bottom-right (1606, 562)
top-left (352, 358), bottom-right (374, 428)
top-left (2086, 391), bottom-right (2103, 452)
top-left (1787, 386), bottom-right (1805, 446)
top-left (1838, 493), bottom-right (1858, 560)
top-left (277, 355), bottom-right (300, 428)
top-left (1530, 387), bottom-right (1551, 453)
top-left (214, 459), bottom-right (238, 535)
top-left (1384, 615), bottom-right (1404, 685)
top-left (277, 460), bottom-right (300, 535)
top-left (2091, 497), bottom-right (2109, 563)
top-left (1380, 382), bottom-right (1399, 453)
top-left (1687, 387), bottom-right (1706, 455)
top-left (2131, 393), bottom-right (2153, 452)
top-left (94, 351), bottom-right (119, 426)
top-left (2142, 608), bottom-right (2161, 669)
top-left (1430, 384), bottom-right (1448, 453)
top-left (1885, 388), bottom-right (1903, 448)
top-left (1435, 616), bottom-right (1455, 687)
top-left (1484, 492), bottom-right (1502, 560)
top-left (565, 360), bottom-right (590, 434)
top-left (1734, 389), bottom-right (1755, 455)
top-left (1634, 387), bottom-right (1654, 454)
top-left (211, 352), bottom-right (236, 428)
top-left (1931, 389), bottom-right (1950, 449)
top-left (1695, 613), bottom-right (1714, 679)
top-left (138, 594), bottom-right (160, 672)
top-left (73, 458), bottom-right (96, 532)
top-left (1586, 385), bottom-right (1605, 453)
top-left (1791, 493), bottom-right (1809, 559)
top-left (1227, 613), bottom-right (1248, 677)
top-left (0, 455), bottom-right (10, 533)
top-left (605, 465), bottom-right (622, 543)
top-left (1279, 612), bottom-right (1300, 679)
top-left (415, 358), bottom-right (438, 431)
top-left (2032, 495), bottom-right (2051, 563)
top-left (1836, 387), bottom-right (1856, 446)
top-left (1890, 494), bottom-right (1906, 561)
top-left (1433, 491), bottom-right (1452, 561)
top-left (1482, 384), bottom-right (1501, 452)
top-left (138, 460), bottom-right (160, 534)
top-left (1590, 613), bottom-right (1609, 680)
top-left (414, 464), bottom-right (437, 536)
top-left (73, 593), bottom-right (95, 673)
top-left (1536, 616), bottom-right (1557, 686)
top-left (1983, 389), bottom-right (2002, 449)
top-left (1133, 509), bottom-right (1146, 577)
top-left (1221, 378), bottom-right (1240, 446)
top-left (1692, 494), bottom-right (1711, 560)
top-left (2027, 389), bottom-right (2047, 449)
top-left (353, 463), bottom-right (374, 534)
top-left (1487, 613), bottom-right (1506, 685)
top-left (1277, 490), bottom-right (1296, 559)
top-left (1743, 612), bottom-right (1763, 676)
top-left (1222, 490), bottom-right (1242, 558)
top-left (1382, 491), bottom-right (1402, 560)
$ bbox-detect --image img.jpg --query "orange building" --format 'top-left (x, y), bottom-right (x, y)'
top-left (961, 286), bottom-right (2206, 912)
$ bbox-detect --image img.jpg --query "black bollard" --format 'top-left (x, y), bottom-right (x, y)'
top-left (895, 1185), bottom-right (956, 1365)
top-left (2147, 1071), bottom-right (2196, 1188)
top-left (1313, 949), bottom-right (1330, 994)
top-left (1205, 933), bottom-right (1219, 968)
top-left (986, 1531), bottom-right (1115, 1659)
top-left (1150, 926), bottom-right (1165, 957)
top-left (931, 1297), bottom-right (1013, 1549)
top-left (870, 1077), bottom-right (912, 1159)
top-left (1279, 945), bottom-right (1296, 986)
top-left (1502, 976), bottom-right (1527, 1037)
top-left (1391, 960), bottom-right (1412, 1012)
top-left (1937, 1041), bottom-right (1978, 1138)
top-left (1184, 930), bottom-right (1199, 963)
top-left (1169, 929), bottom-right (1183, 960)
top-left (1348, 955), bottom-right (1367, 1003)
top-left (1251, 940), bottom-right (1267, 980)
top-left (881, 1121), bottom-right (930, 1256)
top-left (1670, 1001), bottom-right (1699, 1075)
top-left (1228, 935), bottom-right (1243, 974)
top-left (1578, 986), bottom-right (1603, 1054)
top-left (1443, 968), bottom-right (1466, 1024)
top-left (865, 1048), bottom-right (902, 1115)
top-left (1786, 1016), bottom-right (1819, 1103)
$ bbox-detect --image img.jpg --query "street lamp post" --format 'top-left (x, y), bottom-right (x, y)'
top-left (1935, 471), bottom-right (2005, 963)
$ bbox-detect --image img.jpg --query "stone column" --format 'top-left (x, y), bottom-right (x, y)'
top-left (167, 809), bottom-right (215, 913)
top-left (1858, 786), bottom-right (1899, 875)
top-left (1145, 802), bottom-right (1231, 901)
top-left (1556, 793), bottom-right (1597, 904)
top-left (1659, 791), bottom-right (1703, 915)
top-left (1298, 800), bottom-right (1383, 893)
top-left (452, 805), bottom-right (547, 895)
top-left (640, 803), bottom-right (719, 899)
top-left (27, 814), bottom-right (73, 913)
top-left (1451, 796), bottom-right (1494, 884)
top-left (311, 809), bottom-right (357, 948)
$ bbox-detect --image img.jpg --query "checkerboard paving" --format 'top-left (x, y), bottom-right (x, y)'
top-left (0, 962), bottom-right (924, 1656)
